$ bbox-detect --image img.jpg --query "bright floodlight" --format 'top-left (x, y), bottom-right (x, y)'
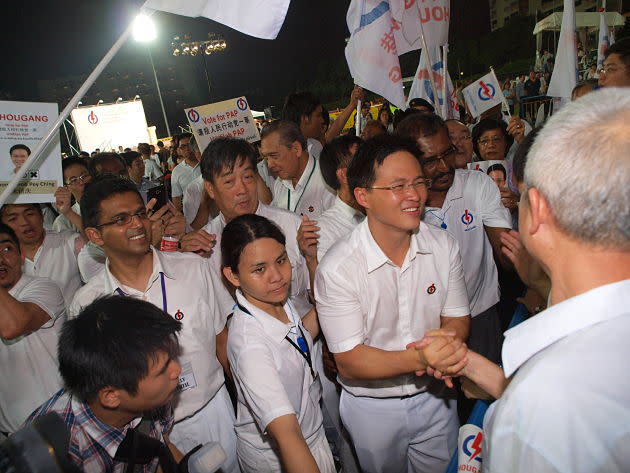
top-left (133, 14), bottom-right (157, 42)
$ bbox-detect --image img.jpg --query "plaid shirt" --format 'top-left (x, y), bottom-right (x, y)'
top-left (26, 389), bottom-right (173, 473)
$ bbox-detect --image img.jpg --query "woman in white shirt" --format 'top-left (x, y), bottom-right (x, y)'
top-left (221, 214), bottom-right (334, 473)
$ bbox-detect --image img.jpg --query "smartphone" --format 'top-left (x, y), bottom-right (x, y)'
top-left (147, 184), bottom-right (168, 211)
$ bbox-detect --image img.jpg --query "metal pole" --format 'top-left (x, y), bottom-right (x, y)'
top-left (0, 19), bottom-right (135, 207)
top-left (147, 46), bottom-right (171, 138)
top-left (202, 53), bottom-right (213, 101)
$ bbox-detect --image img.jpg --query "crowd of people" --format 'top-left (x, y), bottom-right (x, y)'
top-left (1, 37), bottom-right (629, 473)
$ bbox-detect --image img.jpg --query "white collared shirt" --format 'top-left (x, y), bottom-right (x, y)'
top-left (68, 248), bottom-right (229, 421)
top-left (52, 202), bottom-right (81, 233)
top-left (171, 160), bottom-right (201, 198)
top-left (315, 219), bottom-right (470, 398)
top-left (316, 196), bottom-right (365, 262)
top-left (228, 291), bottom-right (323, 450)
top-left (484, 279), bottom-right (630, 473)
top-left (143, 157), bottom-right (163, 181)
top-left (183, 175), bottom-right (204, 230)
top-left (270, 155), bottom-right (335, 219)
top-left (307, 138), bottom-right (323, 160)
top-left (1, 274), bottom-right (65, 432)
top-left (202, 202), bottom-right (311, 316)
top-left (423, 169), bottom-right (511, 316)
top-left (22, 230), bottom-right (82, 308)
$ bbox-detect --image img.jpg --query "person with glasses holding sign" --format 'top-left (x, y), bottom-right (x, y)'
top-left (53, 157), bottom-right (92, 233)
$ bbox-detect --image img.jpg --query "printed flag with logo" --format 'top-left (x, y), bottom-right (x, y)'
top-left (461, 70), bottom-right (503, 118)
top-left (390, 0), bottom-right (450, 55)
top-left (547, 0), bottom-right (578, 100)
top-left (597, 10), bottom-right (610, 69)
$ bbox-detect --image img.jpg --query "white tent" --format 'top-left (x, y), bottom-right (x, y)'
top-left (533, 11), bottom-right (625, 35)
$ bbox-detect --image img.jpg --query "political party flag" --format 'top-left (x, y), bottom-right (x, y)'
top-left (390, 0), bottom-right (450, 55)
top-left (461, 70), bottom-right (503, 118)
top-left (143, 0), bottom-right (291, 40)
top-left (345, 0), bottom-right (406, 109)
top-left (547, 0), bottom-right (577, 100)
top-left (407, 46), bottom-right (458, 118)
top-left (597, 10), bottom-right (610, 69)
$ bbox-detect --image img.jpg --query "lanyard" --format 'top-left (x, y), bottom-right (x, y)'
top-left (116, 272), bottom-right (167, 314)
top-left (426, 204), bottom-right (452, 229)
top-left (237, 302), bottom-right (315, 379)
top-left (287, 158), bottom-right (317, 212)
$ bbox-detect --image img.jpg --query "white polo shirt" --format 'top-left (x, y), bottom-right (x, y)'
top-left (52, 202), bottom-right (81, 233)
top-left (183, 175), bottom-right (204, 230)
top-left (307, 137), bottom-right (323, 160)
top-left (76, 241), bottom-right (106, 282)
top-left (423, 169), bottom-right (511, 317)
top-left (143, 158), bottom-right (163, 181)
top-left (0, 275), bottom-right (65, 433)
top-left (202, 202), bottom-right (311, 316)
top-left (22, 230), bottom-right (82, 308)
top-left (316, 196), bottom-right (365, 262)
top-left (315, 219), bottom-right (470, 398)
top-left (228, 291), bottom-right (323, 450)
top-left (484, 279), bottom-right (630, 473)
top-left (270, 155), bottom-right (335, 219)
top-left (171, 160), bottom-right (201, 198)
top-left (68, 248), bottom-right (229, 422)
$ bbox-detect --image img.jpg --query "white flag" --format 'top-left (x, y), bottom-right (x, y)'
top-left (345, 0), bottom-right (405, 109)
top-left (390, 0), bottom-right (450, 55)
top-left (407, 46), bottom-right (458, 118)
top-left (462, 70), bottom-right (503, 119)
top-left (597, 11), bottom-right (610, 69)
top-left (143, 0), bottom-right (290, 40)
top-left (547, 0), bottom-right (577, 99)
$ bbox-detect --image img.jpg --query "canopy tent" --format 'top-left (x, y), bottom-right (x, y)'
top-left (533, 11), bottom-right (625, 35)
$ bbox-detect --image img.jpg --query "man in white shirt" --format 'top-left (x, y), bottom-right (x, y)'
top-left (52, 157), bottom-right (91, 233)
top-left (260, 120), bottom-right (335, 219)
top-left (0, 223), bottom-right (65, 434)
top-left (68, 177), bottom-right (239, 472)
top-left (138, 143), bottom-right (164, 181)
top-left (315, 134), bottom-right (470, 473)
top-left (396, 113), bottom-right (512, 364)
top-left (170, 133), bottom-right (201, 212)
top-left (460, 88), bottom-right (630, 473)
top-left (0, 203), bottom-right (83, 307)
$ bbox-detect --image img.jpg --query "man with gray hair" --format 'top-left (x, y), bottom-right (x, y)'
top-left (454, 88), bottom-right (630, 472)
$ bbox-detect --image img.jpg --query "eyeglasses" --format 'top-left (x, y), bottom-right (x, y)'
top-left (366, 178), bottom-right (431, 194)
top-left (478, 136), bottom-right (505, 146)
top-left (421, 146), bottom-right (457, 171)
top-left (66, 174), bottom-right (90, 186)
top-left (95, 210), bottom-right (148, 228)
top-left (598, 65), bottom-right (626, 75)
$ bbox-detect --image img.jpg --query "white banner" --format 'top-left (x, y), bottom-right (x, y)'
top-left (345, 0), bottom-right (405, 109)
top-left (597, 11), bottom-right (610, 69)
top-left (71, 101), bottom-right (151, 153)
top-left (547, 0), bottom-right (577, 99)
top-left (462, 70), bottom-right (503, 118)
top-left (144, 0), bottom-right (290, 40)
top-left (185, 96), bottom-right (260, 152)
top-left (391, 0), bottom-right (450, 55)
top-left (0, 101), bottom-right (62, 204)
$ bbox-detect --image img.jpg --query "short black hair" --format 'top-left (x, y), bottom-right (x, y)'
top-left (282, 92), bottom-right (321, 125)
top-left (471, 118), bottom-right (514, 157)
top-left (137, 143), bottom-right (151, 156)
top-left (59, 295), bottom-right (181, 402)
top-left (320, 135), bottom-right (363, 190)
top-left (392, 108), bottom-right (430, 131)
top-left (0, 222), bottom-right (20, 250)
top-left (121, 151), bottom-right (142, 168)
top-left (9, 144), bottom-right (30, 155)
top-left (408, 98), bottom-right (435, 112)
top-left (395, 112), bottom-right (449, 141)
top-left (512, 127), bottom-right (541, 185)
top-left (200, 137), bottom-right (257, 183)
top-left (61, 157), bottom-right (88, 175)
top-left (221, 214), bottom-right (286, 274)
top-left (157, 141), bottom-right (164, 147)
top-left (604, 36), bottom-right (630, 70)
top-left (0, 203), bottom-right (42, 222)
top-left (486, 163), bottom-right (507, 179)
top-left (81, 176), bottom-right (142, 229)
top-left (88, 152), bottom-right (127, 178)
top-left (347, 134), bottom-right (422, 195)
top-left (78, 151), bottom-right (90, 158)
top-left (260, 120), bottom-right (307, 151)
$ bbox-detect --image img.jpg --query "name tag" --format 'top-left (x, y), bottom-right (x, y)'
top-left (177, 361), bottom-right (198, 392)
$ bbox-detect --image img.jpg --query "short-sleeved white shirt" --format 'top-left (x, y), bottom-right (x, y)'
top-left (228, 291), bottom-right (323, 450)
top-left (202, 202), bottom-right (311, 316)
top-left (315, 219), bottom-right (470, 398)
top-left (77, 241), bottom-right (106, 282)
top-left (270, 155), bottom-right (335, 219)
top-left (52, 202), bottom-right (81, 233)
top-left (183, 175), bottom-right (204, 229)
top-left (483, 279), bottom-right (630, 473)
top-left (170, 160), bottom-right (201, 198)
top-left (316, 196), bottom-right (365, 262)
top-left (307, 138), bottom-right (323, 160)
top-left (423, 169), bottom-right (511, 316)
top-left (0, 274), bottom-right (65, 433)
top-left (143, 157), bottom-right (163, 181)
top-left (22, 230), bottom-right (82, 308)
top-left (68, 248), bottom-right (228, 421)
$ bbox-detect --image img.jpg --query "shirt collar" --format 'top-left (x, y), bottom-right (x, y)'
top-left (425, 170), bottom-right (464, 212)
top-left (333, 196), bottom-right (364, 222)
top-left (218, 201), bottom-right (261, 227)
top-left (104, 247), bottom-right (175, 294)
top-left (280, 154), bottom-right (315, 191)
top-left (502, 279), bottom-right (630, 378)
top-left (235, 291), bottom-right (295, 343)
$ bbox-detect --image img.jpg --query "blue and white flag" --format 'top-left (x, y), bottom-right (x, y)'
top-left (597, 9), bottom-right (610, 69)
top-left (462, 70), bottom-right (503, 119)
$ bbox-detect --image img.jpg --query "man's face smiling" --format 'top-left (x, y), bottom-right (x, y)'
top-left (205, 157), bottom-right (258, 222)
top-left (10, 149), bottom-right (29, 172)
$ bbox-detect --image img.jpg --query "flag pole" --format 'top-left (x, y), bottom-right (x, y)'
top-left (355, 100), bottom-right (362, 135)
top-left (0, 15), bottom-right (138, 207)
top-left (491, 66), bottom-right (511, 118)
top-left (417, 26), bottom-right (440, 116)
top-left (441, 45), bottom-right (449, 118)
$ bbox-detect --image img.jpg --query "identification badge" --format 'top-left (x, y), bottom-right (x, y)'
top-left (177, 361), bottom-right (198, 392)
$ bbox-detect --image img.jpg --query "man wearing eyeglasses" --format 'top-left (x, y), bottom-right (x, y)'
top-left (53, 157), bottom-right (92, 233)
top-left (315, 134), bottom-right (470, 473)
top-left (396, 114), bottom-right (512, 369)
top-left (598, 37), bottom-right (630, 88)
top-left (68, 176), bottom-right (240, 472)
top-left (445, 119), bottom-right (474, 169)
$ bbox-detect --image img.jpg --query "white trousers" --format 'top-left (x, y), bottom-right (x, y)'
top-left (169, 385), bottom-right (240, 473)
top-left (339, 387), bottom-right (458, 473)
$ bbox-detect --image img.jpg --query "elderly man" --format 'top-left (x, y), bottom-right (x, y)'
top-left (445, 119), bottom-right (474, 168)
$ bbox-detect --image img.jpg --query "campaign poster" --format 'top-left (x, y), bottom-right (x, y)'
top-left (468, 160), bottom-right (508, 189)
top-left (185, 97), bottom-right (260, 152)
top-left (0, 101), bottom-right (62, 204)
